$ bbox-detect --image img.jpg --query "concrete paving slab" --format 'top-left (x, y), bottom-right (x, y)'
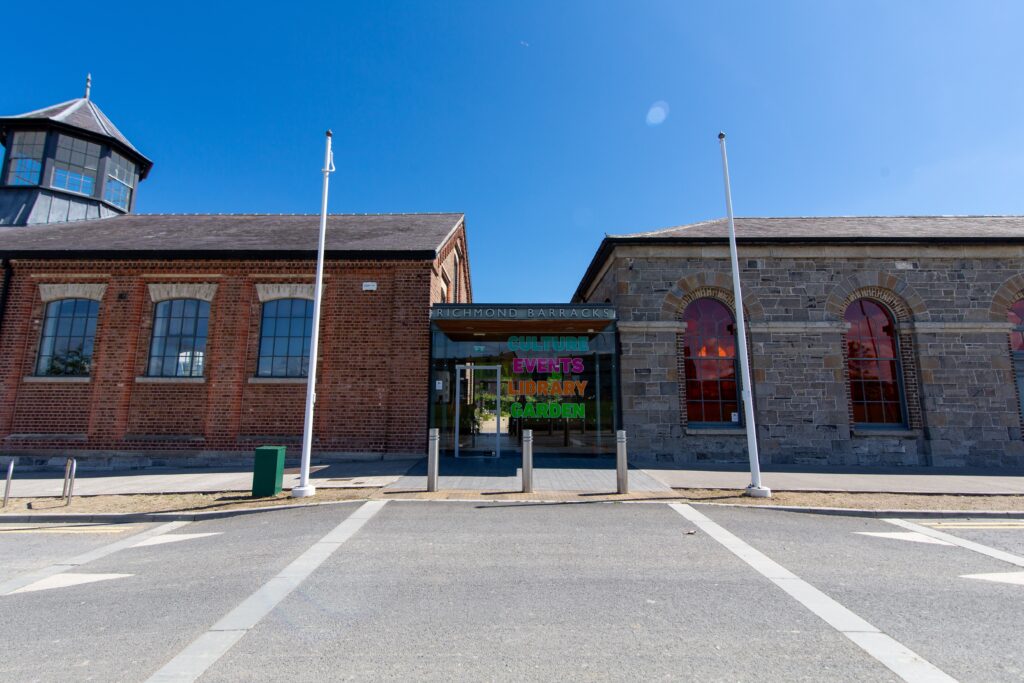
top-left (645, 466), bottom-right (1024, 494)
top-left (3, 460), bottom-right (418, 497)
top-left (390, 456), bottom-right (671, 492)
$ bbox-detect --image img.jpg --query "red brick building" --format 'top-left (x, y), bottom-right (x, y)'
top-left (0, 214), bottom-right (471, 466)
top-left (0, 90), bottom-right (471, 466)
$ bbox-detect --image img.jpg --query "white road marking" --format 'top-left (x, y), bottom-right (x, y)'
top-left (0, 521), bottom-right (189, 596)
top-left (960, 571), bottom-right (1024, 586)
top-left (146, 500), bottom-right (388, 683)
top-left (671, 504), bottom-right (956, 683)
top-left (854, 531), bottom-right (954, 546)
top-left (10, 572), bottom-right (133, 594)
top-left (132, 533), bottom-right (222, 547)
top-left (884, 519), bottom-right (1024, 569)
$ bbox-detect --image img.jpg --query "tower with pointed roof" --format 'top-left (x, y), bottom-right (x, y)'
top-left (0, 76), bottom-right (152, 226)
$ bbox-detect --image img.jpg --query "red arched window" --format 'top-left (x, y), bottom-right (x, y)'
top-left (1010, 299), bottom-right (1024, 416)
top-left (845, 298), bottom-right (905, 425)
top-left (683, 298), bottom-right (740, 425)
top-left (1010, 299), bottom-right (1024, 353)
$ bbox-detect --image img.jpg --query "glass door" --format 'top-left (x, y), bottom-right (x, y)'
top-left (454, 364), bottom-right (502, 458)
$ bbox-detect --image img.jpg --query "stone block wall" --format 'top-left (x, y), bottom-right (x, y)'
top-left (581, 243), bottom-right (1024, 468)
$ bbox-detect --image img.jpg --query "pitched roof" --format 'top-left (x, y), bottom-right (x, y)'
top-left (613, 215), bottom-right (1024, 240)
top-left (0, 213), bottom-right (465, 259)
top-left (574, 215), bottom-right (1024, 301)
top-left (0, 97), bottom-right (152, 174)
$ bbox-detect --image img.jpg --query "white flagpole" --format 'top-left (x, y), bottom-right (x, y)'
top-left (717, 132), bottom-right (771, 498)
top-left (292, 130), bottom-right (335, 498)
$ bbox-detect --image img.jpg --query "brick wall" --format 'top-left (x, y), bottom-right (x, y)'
top-left (0, 231), bottom-right (471, 463)
top-left (582, 243), bottom-right (1024, 468)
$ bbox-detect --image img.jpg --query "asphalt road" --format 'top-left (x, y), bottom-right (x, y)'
top-left (0, 503), bottom-right (1021, 682)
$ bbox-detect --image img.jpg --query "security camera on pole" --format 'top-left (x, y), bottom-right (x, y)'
top-left (292, 130), bottom-right (336, 498)
top-left (717, 132), bottom-right (771, 498)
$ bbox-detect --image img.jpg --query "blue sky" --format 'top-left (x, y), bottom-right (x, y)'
top-left (4, 1), bottom-right (1023, 300)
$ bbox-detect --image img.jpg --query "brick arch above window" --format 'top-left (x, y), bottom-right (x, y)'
top-left (147, 283), bottom-right (217, 303)
top-left (990, 273), bottom-right (1024, 322)
top-left (38, 283), bottom-right (106, 303)
top-left (255, 283), bottom-right (314, 302)
top-left (825, 272), bottom-right (926, 322)
top-left (660, 272), bottom-right (763, 321)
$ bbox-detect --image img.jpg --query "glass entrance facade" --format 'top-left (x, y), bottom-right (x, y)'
top-left (430, 304), bottom-right (620, 457)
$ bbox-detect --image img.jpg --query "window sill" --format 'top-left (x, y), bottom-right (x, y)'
top-left (135, 377), bottom-right (205, 384)
top-left (22, 376), bottom-right (90, 383)
top-left (686, 427), bottom-right (746, 436)
top-left (851, 428), bottom-right (920, 438)
top-left (248, 377), bottom-right (308, 384)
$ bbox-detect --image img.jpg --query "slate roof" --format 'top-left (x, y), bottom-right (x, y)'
top-left (0, 213), bottom-right (465, 259)
top-left (0, 97), bottom-right (152, 175)
top-left (574, 215), bottom-right (1024, 301)
top-left (613, 216), bottom-right (1024, 241)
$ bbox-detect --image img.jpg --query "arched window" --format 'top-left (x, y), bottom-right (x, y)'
top-left (148, 299), bottom-right (210, 377)
top-left (36, 298), bottom-right (99, 376)
top-left (257, 298), bottom-right (313, 377)
top-left (1009, 299), bottom-right (1024, 417)
top-left (845, 298), bottom-right (906, 425)
top-left (683, 298), bottom-right (740, 426)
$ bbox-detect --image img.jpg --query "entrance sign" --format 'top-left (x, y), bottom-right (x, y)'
top-left (431, 304), bottom-right (616, 321)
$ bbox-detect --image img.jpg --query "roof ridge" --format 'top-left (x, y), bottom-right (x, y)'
top-left (85, 100), bottom-right (114, 137)
top-left (13, 98), bottom-right (80, 118)
top-left (51, 98), bottom-right (88, 123)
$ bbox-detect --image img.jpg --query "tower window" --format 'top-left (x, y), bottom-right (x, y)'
top-left (148, 299), bottom-right (210, 377)
top-left (36, 298), bottom-right (99, 376)
top-left (52, 134), bottom-right (101, 195)
top-left (103, 151), bottom-right (136, 210)
top-left (5, 131), bottom-right (46, 186)
top-left (257, 298), bottom-right (313, 377)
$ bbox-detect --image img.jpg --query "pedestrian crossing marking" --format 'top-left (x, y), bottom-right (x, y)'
top-left (132, 532), bottom-right (222, 547)
top-left (854, 531), bottom-right (954, 545)
top-left (961, 571), bottom-right (1024, 586)
top-left (921, 521), bottom-right (1024, 530)
top-left (9, 573), bottom-right (133, 594)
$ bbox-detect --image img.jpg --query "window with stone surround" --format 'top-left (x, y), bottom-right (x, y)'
top-left (36, 298), bottom-right (99, 376)
top-left (148, 299), bottom-right (209, 377)
top-left (845, 298), bottom-right (906, 426)
top-left (1010, 299), bottom-right (1024, 419)
top-left (682, 298), bottom-right (741, 426)
top-left (257, 298), bottom-right (313, 377)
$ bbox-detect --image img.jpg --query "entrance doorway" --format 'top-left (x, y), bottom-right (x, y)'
top-left (430, 304), bottom-right (620, 459)
top-left (454, 364), bottom-right (508, 458)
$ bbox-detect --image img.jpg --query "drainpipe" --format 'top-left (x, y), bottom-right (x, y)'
top-left (0, 259), bottom-right (12, 341)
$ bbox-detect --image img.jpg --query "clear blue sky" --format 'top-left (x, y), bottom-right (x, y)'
top-left (4, 1), bottom-right (1023, 301)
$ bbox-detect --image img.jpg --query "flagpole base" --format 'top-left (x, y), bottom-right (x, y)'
top-left (745, 485), bottom-right (772, 498)
top-left (291, 485), bottom-right (316, 498)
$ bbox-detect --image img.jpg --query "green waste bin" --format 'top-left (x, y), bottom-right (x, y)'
top-left (252, 445), bottom-right (286, 497)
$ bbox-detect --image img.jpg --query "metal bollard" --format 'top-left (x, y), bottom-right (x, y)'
top-left (2, 460), bottom-right (13, 508)
top-left (65, 458), bottom-right (77, 506)
top-left (427, 428), bottom-right (440, 492)
top-left (62, 457), bottom-right (73, 499)
top-left (522, 429), bottom-right (533, 493)
top-left (616, 430), bottom-right (628, 494)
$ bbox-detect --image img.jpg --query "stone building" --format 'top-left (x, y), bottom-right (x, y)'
top-left (574, 217), bottom-right (1024, 468)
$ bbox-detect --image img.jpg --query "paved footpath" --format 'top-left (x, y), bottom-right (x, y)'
top-left (2, 502), bottom-right (1024, 681)
top-left (3, 457), bottom-right (1023, 497)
